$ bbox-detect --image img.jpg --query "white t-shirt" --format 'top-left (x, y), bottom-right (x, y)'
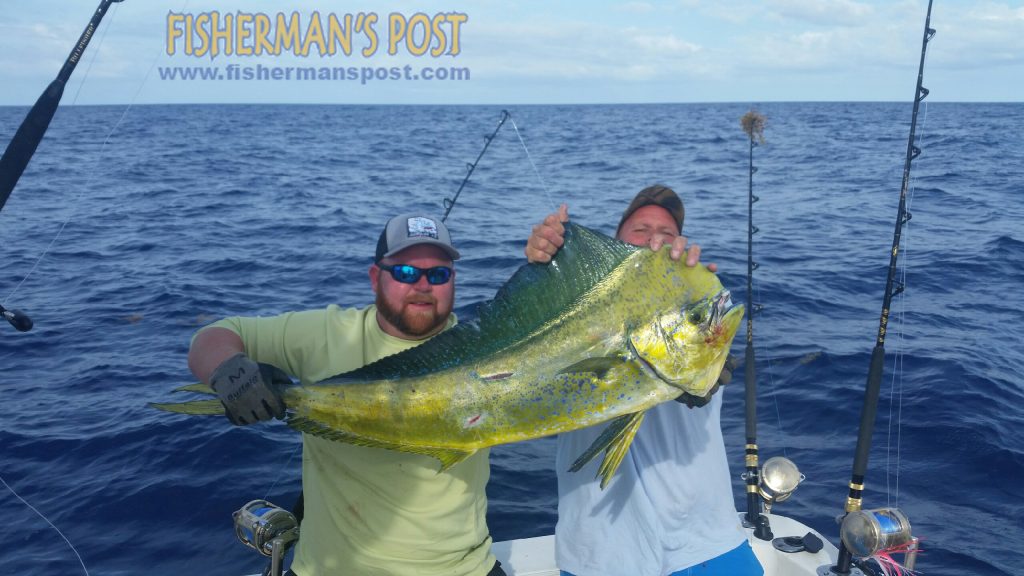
top-left (555, 393), bottom-right (746, 576)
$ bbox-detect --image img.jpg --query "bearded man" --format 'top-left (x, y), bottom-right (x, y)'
top-left (188, 213), bottom-right (504, 576)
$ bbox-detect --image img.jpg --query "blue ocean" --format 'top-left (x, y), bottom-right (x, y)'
top-left (1, 101), bottom-right (1021, 575)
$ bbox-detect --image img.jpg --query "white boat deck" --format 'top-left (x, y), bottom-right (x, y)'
top-left (493, 513), bottom-right (838, 576)
top-left (245, 513), bottom-right (837, 576)
top-left (493, 534), bottom-right (559, 576)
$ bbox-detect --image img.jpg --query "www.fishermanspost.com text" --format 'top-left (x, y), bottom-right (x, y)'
top-left (158, 64), bottom-right (471, 85)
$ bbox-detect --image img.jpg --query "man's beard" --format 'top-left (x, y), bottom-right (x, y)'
top-left (376, 292), bottom-right (451, 338)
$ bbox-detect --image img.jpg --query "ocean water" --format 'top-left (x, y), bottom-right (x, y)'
top-left (1, 101), bottom-right (1022, 576)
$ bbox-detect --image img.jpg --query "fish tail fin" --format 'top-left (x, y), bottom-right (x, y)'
top-left (569, 411), bottom-right (646, 489)
top-left (173, 382), bottom-right (216, 395)
top-left (149, 399), bottom-right (225, 416)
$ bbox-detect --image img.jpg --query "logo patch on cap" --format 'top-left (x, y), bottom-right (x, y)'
top-left (406, 217), bottom-right (439, 239)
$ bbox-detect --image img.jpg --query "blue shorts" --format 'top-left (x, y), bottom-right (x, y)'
top-left (560, 541), bottom-right (763, 576)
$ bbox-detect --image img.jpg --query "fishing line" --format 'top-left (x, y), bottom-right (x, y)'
top-left (884, 44), bottom-right (932, 509)
top-left (508, 115), bottom-right (557, 214)
top-left (4, 0), bottom-right (118, 306)
top-left (2, 4), bottom-right (194, 574)
top-left (0, 3), bottom-right (128, 572)
top-left (886, 98), bottom-right (929, 509)
top-left (2, 2), bottom-right (121, 307)
top-left (441, 111), bottom-right (557, 225)
top-left (0, 474), bottom-right (90, 576)
top-left (263, 441), bottom-right (302, 501)
top-left (4, 1), bottom-right (188, 312)
top-left (68, 2), bottom-right (121, 106)
top-left (752, 282), bottom-right (790, 460)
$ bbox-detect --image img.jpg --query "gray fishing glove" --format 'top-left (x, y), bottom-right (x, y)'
top-left (209, 353), bottom-right (288, 425)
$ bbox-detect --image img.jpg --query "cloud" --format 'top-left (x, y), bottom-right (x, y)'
top-left (931, 2), bottom-right (1024, 69)
top-left (1, 1), bottom-right (1018, 104)
top-left (466, 19), bottom-right (710, 82)
top-left (765, 0), bottom-right (875, 26)
top-left (628, 30), bottom-right (701, 55)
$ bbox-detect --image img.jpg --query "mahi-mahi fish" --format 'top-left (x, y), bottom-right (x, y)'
top-left (153, 223), bottom-right (743, 488)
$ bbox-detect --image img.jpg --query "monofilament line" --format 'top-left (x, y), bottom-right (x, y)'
top-left (4, 1), bottom-right (182, 307)
top-left (508, 116), bottom-right (557, 214)
top-left (264, 441), bottom-right (302, 501)
top-left (1, 474), bottom-right (90, 576)
top-left (884, 44), bottom-right (931, 510)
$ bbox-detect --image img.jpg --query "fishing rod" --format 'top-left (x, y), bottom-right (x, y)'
top-left (441, 110), bottom-right (510, 222)
top-left (830, 1), bottom-right (934, 574)
top-left (735, 111), bottom-right (809, 553)
top-left (739, 110), bottom-right (770, 538)
top-left (0, 0), bottom-right (124, 332)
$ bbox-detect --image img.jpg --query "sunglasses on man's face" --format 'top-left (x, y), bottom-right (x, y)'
top-left (382, 264), bottom-right (453, 285)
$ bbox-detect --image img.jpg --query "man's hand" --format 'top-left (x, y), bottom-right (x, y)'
top-left (649, 234), bottom-right (718, 273)
top-left (210, 353), bottom-right (288, 425)
top-left (525, 204), bottom-right (570, 264)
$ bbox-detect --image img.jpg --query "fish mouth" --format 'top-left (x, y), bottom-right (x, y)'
top-left (707, 290), bottom-right (735, 328)
top-left (717, 291), bottom-right (744, 336)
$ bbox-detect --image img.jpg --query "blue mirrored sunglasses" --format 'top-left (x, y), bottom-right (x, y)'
top-left (383, 264), bottom-right (453, 285)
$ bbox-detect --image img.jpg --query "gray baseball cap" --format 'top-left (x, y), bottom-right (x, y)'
top-left (374, 213), bottom-right (460, 263)
top-left (617, 184), bottom-right (685, 235)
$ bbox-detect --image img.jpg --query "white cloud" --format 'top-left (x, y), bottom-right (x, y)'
top-left (0, 1), bottom-right (1018, 104)
top-left (766, 0), bottom-right (875, 26)
top-left (929, 2), bottom-right (1024, 70)
top-left (465, 18), bottom-right (711, 82)
top-left (966, 2), bottom-right (1024, 22)
top-left (628, 30), bottom-right (701, 55)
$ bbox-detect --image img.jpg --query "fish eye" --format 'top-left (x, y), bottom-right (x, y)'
top-left (687, 307), bottom-right (706, 325)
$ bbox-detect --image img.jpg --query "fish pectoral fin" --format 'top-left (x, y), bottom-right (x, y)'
top-left (287, 416), bottom-right (475, 471)
top-left (569, 411), bottom-right (646, 489)
top-left (149, 399), bottom-right (225, 416)
top-left (597, 411), bottom-right (645, 489)
top-left (557, 357), bottom-right (622, 379)
top-left (173, 382), bottom-right (216, 395)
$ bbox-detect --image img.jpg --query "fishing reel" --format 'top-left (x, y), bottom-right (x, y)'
top-left (756, 456), bottom-right (804, 513)
top-left (742, 456), bottom-right (805, 543)
top-left (233, 500), bottom-right (300, 576)
top-left (840, 508), bottom-right (919, 572)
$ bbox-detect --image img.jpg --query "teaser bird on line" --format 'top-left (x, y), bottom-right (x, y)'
top-left (152, 223), bottom-right (742, 488)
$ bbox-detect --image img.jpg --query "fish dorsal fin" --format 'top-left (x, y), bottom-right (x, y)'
top-left (569, 410), bottom-right (646, 489)
top-left (287, 416), bottom-right (475, 471)
top-left (322, 223), bottom-right (637, 383)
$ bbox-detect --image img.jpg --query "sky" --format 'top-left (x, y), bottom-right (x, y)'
top-left (0, 0), bottom-right (1021, 105)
